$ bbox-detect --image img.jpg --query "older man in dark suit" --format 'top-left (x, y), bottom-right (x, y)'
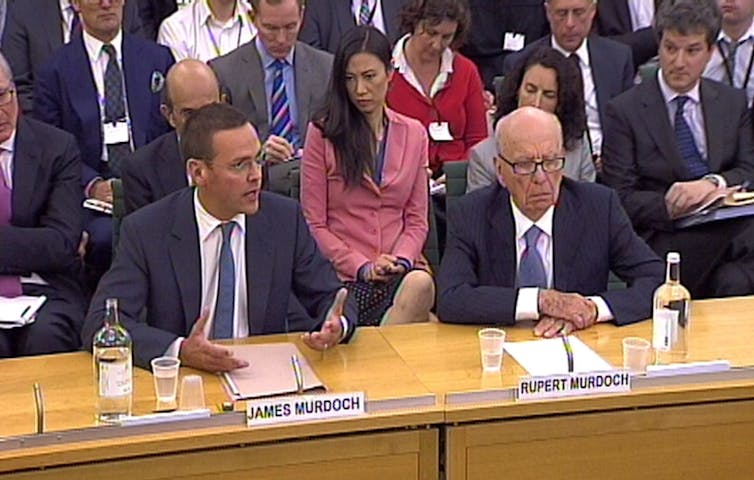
top-left (438, 107), bottom-right (663, 336)
top-left (0, 53), bottom-right (85, 357)
top-left (82, 103), bottom-right (357, 372)
top-left (603, 0), bottom-right (754, 298)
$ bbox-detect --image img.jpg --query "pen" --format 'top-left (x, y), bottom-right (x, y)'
top-left (20, 305), bottom-right (31, 319)
top-left (561, 334), bottom-right (574, 373)
top-left (291, 354), bottom-right (304, 394)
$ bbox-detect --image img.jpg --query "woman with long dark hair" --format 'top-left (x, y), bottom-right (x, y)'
top-left (301, 26), bottom-right (434, 326)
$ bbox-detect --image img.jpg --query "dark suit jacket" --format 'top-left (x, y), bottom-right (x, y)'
top-left (1, 0), bottom-right (143, 114)
top-left (436, 181), bottom-right (664, 326)
top-left (602, 76), bottom-right (754, 236)
top-left (502, 35), bottom-right (635, 128)
top-left (81, 188), bottom-right (357, 368)
top-left (1, 117), bottom-right (85, 333)
top-left (137, 0), bottom-right (177, 40)
top-left (121, 131), bottom-right (184, 214)
top-left (33, 33), bottom-right (175, 187)
top-left (298, 0), bottom-right (406, 54)
top-left (594, 0), bottom-right (658, 69)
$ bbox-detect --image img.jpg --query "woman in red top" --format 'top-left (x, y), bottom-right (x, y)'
top-left (387, 0), bottom-right (487, 176)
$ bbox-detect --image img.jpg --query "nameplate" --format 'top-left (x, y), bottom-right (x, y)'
top-left (646, 360), bottom-right (731, 377)
top-left (246, 392), bottom-right (365, 427)
top-left (517, 371), bottom-right (631, 401)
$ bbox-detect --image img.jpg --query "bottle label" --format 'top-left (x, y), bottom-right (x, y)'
top-left (99, 361), bottom-right (132, 397)
top-left (653, 308), bottom-right (678, 351)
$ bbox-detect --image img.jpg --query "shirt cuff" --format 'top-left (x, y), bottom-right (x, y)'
top-left (339, 315), bottom-right (350, 342)
top-left (395, 257), bottom-right (412, 271)
top-left (586, 296), bottom-right (614, 323)
top-left (164, 337), bottom-right (184, 358)
top-left (515, 287), bottom-right (540, 321)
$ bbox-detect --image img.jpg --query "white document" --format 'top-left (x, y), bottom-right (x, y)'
top-left (428, 122), bottom-right (453, 141)
top-left (503, 32), bottom-right (525, 51)
top-left (103, 120), bottom-right (129, 145)
top-left (504, 336), bottom-right (613, 376)
top-left (0, 295), bottom-right (46, 329)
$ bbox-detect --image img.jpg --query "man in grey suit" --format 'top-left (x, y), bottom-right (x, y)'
top-left (210, 0), bottom-right (333, 195)
top-left (1, 0), bottom-right (143, 114)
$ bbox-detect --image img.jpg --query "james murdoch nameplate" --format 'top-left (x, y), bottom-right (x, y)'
top-left (246, 392), bottom-right (366, 427)
top-left (516, 371), bottom-right (631, 401)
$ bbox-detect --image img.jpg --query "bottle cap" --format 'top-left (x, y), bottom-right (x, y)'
top-left (666, 252), bottom-right (680, 263)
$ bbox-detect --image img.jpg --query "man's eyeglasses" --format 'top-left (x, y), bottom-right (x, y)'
top-left (498, 155), bottom-right (566, 175)
top-left (0, 86), bottom-right (16, 107)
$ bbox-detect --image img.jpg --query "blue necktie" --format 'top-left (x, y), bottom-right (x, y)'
top-left (673, 96), bottom-right (709, 179)
top-left (102, 44), bottom-right (129, 177)
top-left (213, 222), bottom-right (236, 340)
top-left (518, 226), bottom-right (547, 288)
top-left (269, 59), bottom-right (298, 147)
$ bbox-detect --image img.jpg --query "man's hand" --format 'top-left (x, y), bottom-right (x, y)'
top-left (538, 290), bottom-right (597, 330)
top-left (302, 288), bottom-right (347, 350)
top-left (664, 179), bottom-right (718, 219)
top-left (534, 316), bottom-right (575, 338)
top-left (262, 135), bottom-right (295, 164)
top-left (179, 310), bottom-right (249, 373)
top-left (90, 179), bottom-right (113, 203)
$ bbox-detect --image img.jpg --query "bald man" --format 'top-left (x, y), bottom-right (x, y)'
top-left (122, 59), bottom-right (221, 214)
top-left (437, 107), bottom-right (663, 336)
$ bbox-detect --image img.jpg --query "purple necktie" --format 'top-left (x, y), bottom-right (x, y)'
top-left (0, 169), bottom-right (22, 298)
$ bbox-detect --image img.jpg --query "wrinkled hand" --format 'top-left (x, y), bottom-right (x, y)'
top-left (262, 135), bottom-right (295, 164)
top-left (302, 288), bottom-right (347, 350)
top-left (90, 179), bottom-right (113, 203)
top-left (664, 179), bottom-right (718, 219)
top-left (538, 290), bottom-right (597, 330)
top-left (179, 310), bottom-right (249, 373)
top-left (534, 316), bottom-right (575, 338)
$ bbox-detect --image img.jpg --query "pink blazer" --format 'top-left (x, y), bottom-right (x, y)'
top-left (301, 109), bottom-right (429, 281)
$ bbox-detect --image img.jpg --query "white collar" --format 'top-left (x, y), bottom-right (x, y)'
top-left (194, 188), bottom-right (246, 243)
top-left (719, 19), bottom-right (754, 44)
top-left (510, 196), bottom-right (555, 241)
top-left (83, 28), bottom-right (124, 63)
top-left (391, 34), bottom-right (454, 76)
top-left (657, 68), bottom-right (701, 105)
top-left (197, 0), bottom-right (248, 27)
top-left (0, 130), bottom-right (16, 153)
top-left (551, 36), bottom-right (590, 67)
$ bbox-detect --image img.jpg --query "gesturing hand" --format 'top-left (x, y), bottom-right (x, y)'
top-left (302, 288), bottom-right (347, 351)
top-left (179, 309), bottom-right (249, 373)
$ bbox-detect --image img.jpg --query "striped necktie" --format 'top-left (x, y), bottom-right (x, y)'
top-left (213, 222), bottom-right (236, 340)
top-left (269, 59), bottom-right (298, 147)
top-left (0, 168), bottom-right (22, 298)
top-left (359, 0), bottom-right (372, 26)
top-left (518, 226), bottom-right (547, 289)
top-left (102, 44), bottom-right (130, 177)
top-left (673, 96), bottom-right (709, 179)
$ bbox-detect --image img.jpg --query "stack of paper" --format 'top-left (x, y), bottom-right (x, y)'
top-left (0, 295), bottom-right (46, 329)
top-left (504, 336), bottom-right (613, 375)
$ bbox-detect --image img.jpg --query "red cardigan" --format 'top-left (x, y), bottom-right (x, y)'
top-left (387, 52), bottom-right (487, 174)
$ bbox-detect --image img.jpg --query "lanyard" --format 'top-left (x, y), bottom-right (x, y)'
top-left (716, 39), bottom-right (754, 91)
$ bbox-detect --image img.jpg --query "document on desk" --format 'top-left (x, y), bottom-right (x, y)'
top-left (221, 343), bottom-right (326, 400)
top-left (0, 295), bottom-right (46, 329)
top-left (504, 337), bottom-right (613, 375)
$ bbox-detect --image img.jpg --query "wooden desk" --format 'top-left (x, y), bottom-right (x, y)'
top-left (380, 297), bottom-right (754, 480)
top-left (0, 328), bottom-right (441, 480)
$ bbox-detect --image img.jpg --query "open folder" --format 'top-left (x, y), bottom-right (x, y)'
top-left (0, 295), bottom-right (46, 329)
top-left (221, 343), bottom-right (326, 400)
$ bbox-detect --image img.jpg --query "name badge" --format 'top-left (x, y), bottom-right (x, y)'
top-left (103, 120), bottom-right (129, 145)
top-left (246, 392), bottom-right (366, 427)
top-left (428, 122), bottom-right (453, 142)
top-left (503, 32), bottom-right (525, 52)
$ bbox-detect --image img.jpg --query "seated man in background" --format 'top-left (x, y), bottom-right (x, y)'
top-left (82, 103), bottom-right (357, 372)
top-left (602, 0), bottom-right (754, 298)
top-left (437, 107), bottom-right (663, 336)
top-left (0, 54), bottom-right (85, 357)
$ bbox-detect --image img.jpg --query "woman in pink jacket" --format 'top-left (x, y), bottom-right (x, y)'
top-left (301, 26), bottom-right (434, 326)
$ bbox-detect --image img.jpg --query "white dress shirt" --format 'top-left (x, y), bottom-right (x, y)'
top-left (157, 0), bottom-right (256, 62)
top-left (59, 0), bottom-right (77, 44)
top-left (657, 70), bottom-right (708, 160)
top-left (627, 0), bottom-right (654, 31)
top-left (392, 34), bottom-right (454, 99)
top-left (350, 0), bottom-right (387, 35)
top-left (704, 21), bottom-right (754, 106)
top-left (510, 201), bottom-right (613, 323)
top-left (552, 37), bottom-right (602, 155)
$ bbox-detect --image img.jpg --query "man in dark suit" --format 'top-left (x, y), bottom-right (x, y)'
top-left (122, 59), bottom-right (220, 214)
top-left (210, 0), bottom-right (333, 195)
top-left (33, 0), bottom-right (174, 276)
top-left (1, 0), bottom-right (143, 114)
top-left (137, 0), bottom-right (177, 40)
top-left (603, 0), bottom-right (754, 299)
top-left (504, 0), bottom-right (634, 164)
top-left (594, 0), bottom-right (659, 69)
top-left (299, 0), bottom-right (406, 54)
top-left (437, 107), bottom-right (663, 336)
top-left (82, 103), bottom-right (356, 372)
top-left (0, 53), bottom-right (85, 357)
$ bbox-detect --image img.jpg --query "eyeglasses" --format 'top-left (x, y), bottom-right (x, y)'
top-left (498, 155), bottom-right (566, 175)
top-left (0, 86), bottom-right (15, 106)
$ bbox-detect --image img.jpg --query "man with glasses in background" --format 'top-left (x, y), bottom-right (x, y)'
top-left (437, 107), bottom-right (663, 337)
top-left (209, 0), bottom-right (332, 195)
top-left (82, 103), bottom-right (357, 372)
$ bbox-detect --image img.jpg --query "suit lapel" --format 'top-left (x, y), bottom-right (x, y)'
top-left (552, 183), bottom-right (580, 292)
top-left (157, 132), bottom-right (187, 193)
top-left (641, 77), bottom-right (689, 180)
top-left (293, 43), bottom-right (313, 138)
top-left (377, 110), bottom-right (407, 189)
top-left (167, 190), bottom-right (202, 334)
top-left (122, 35), bottom-right (149, 147)
top-left (487, 187), bottom-right (516, 287)
top-left (10, 119), bottom-right (40, 221)
top-left (587, 36), bottom-right (610, 123)
top-left (245, 44), bottom-right (269, 137)
top-left (47, 0), bottom-right (65, 52)
top-left (245, 206), bottom-right (275, 335)
top-left (700, 81), bottom-right (724, 172)
top-left (69, 36), bottom-right (102, 150)
top-left (382, 0), bottom-right (402, 42)
top-left (335, 2), bottom-right (357, 40)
